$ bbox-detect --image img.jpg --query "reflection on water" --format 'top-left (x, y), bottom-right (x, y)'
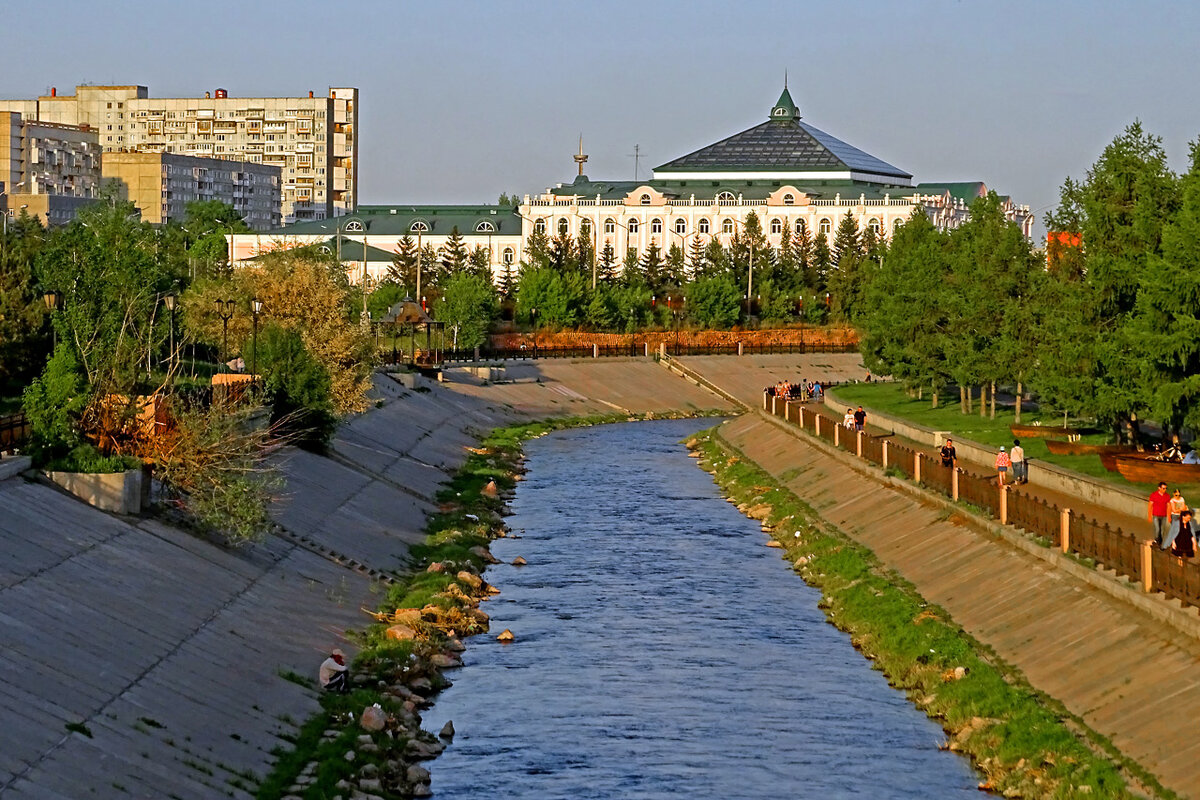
top-left (425, 418), bottom-right (979, 799)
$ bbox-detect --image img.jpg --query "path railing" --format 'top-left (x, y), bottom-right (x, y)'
top-left (767, 401), bottom-right (1200, 610)
top-left (0, 412), bottom-right (31, 453)
top-left (438, 341), bottom-right (858, 362)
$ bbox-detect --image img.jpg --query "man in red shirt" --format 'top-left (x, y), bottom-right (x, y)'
top-left (1148, 482), bottom-right (1171, 547)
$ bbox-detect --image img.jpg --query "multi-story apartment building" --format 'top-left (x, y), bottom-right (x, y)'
top-left (0, 111), bottom-right (101, 225)
top-left (0, 84), bottom-right (357, 223)
top-left (103, 151), bottom-right (281, 228)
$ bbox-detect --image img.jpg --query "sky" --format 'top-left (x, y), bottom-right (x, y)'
top-left (3, 0), bottom-right (1199, 235)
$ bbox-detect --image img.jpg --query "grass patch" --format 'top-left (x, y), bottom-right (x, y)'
top-left (691, 426), bottom-right (1175, 799)
top-left (833, 382), bottom-right (1187, 493)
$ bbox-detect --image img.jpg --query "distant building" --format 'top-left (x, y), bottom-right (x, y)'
top-left (0, 111), bottom-right (101, 225)
top-left (228, 86), bottom-right (1033, 286)
top-left (0, 84), bottom-right (357, 223)
top-left (102, 151), bottom-right (281, 228)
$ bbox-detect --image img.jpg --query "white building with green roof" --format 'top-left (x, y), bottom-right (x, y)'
top-left (230, 87), bottom-right (1031, 285)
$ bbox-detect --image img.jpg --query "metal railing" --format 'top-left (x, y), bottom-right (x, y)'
top-left (0, 412), bottom-right (30, 452)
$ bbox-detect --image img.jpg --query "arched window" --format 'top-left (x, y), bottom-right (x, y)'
top-left (868, 218), bottom-right (880, 235)
top-left (344, 220), bottom-right (364, 232)
top-left (818, 218), bottom-right (831, 235)
top-left (534, 218), bottom-right (546, 234)
top-left (770, 218), bottom-right (783, 235)
top-left (639, 193), bottom-right (651, 205)
top-left (794, 218), bottom-right (807, 235)
top-left (627, 219), bottom-right (639, 235)
top-left (557, 217), bottom-right (569, 235)
top-left (722, 218), bottom-right (734, 235)
top-left (674, 218), bottom-right (687, 235)
top-left (650, 218), bottom-right (662, 234)
top-left (782, 193), bottom-right (795, 206)
top-left (715, 191), bottom-right (735, 203)
top-left (893, 218), bottom-right (903, 232)
top-left (604, 218), bottom-right (616, 234)
top-left (502, 247), bottom-right (514, 265)
top-left (410, 220), bottom-right (430, 233)
top-left (697, 218), bottom-right (710, 234)
top-left (318, 245), bottom-right (332, 254)
top-left (475, 220), bottom-right (496, 233)
top-left (580, 219), bottom-right (592, 235)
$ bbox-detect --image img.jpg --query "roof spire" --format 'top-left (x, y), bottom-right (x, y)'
top-left (770, 83), bottom-right (799, 122)
top-left (573, 133), bottom-right (589, 177)
top-left (784, 69), bottom-right (788, 90)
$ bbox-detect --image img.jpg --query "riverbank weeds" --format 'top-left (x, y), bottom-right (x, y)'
top-left (689, 425), bottom-right (1174, 800)
top-left (257, 409), bottom-right (724, 800)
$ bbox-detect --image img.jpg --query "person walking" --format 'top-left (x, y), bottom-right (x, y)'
top-left (995, 446), bottom-right (1011, 486)
top-left (853, 406), bottom-right (867, 432)
top-left (1170, 509), bottom-right (1197, 558)
top-left (1148, 482), bottom-right (1171, 547)
top-left (843, 407), bottom-right (855, 429)
top-left (1168, 488), bottom-right (1187, 530)
top-left (940, 438), bottom-right (957, 468)
top-left (1010, 439), bottom-right (1027, 484)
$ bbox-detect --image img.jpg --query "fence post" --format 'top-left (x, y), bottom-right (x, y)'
top-left (763, 392), bottom-right (769, 411)
top-left (799, 407), bottom-right (806, 429)
top-left (1141, 539), bottom-right (1154, 593)
top-left (834, 424), bottom-right (840, 447)
top-left (999, 485), bottom-right (1008, 525)
top-left (882, 440), bottom-right (889, 469)
top-left (951, 468), bottom-right (959, 501)
top-left (1060, 508), bottom-right (1071, 553)
top-left (914, 452), bottom-right (921, 482)
top-left (473, 345), bottom-right (480, 360)
top-left (815, 415), bottom-right (821, 437)
top-left (644, 342), bottom-right (650, 357)
top-left (771, 395), bottom-right (778, 416)
top-left (659, 342), bottom-right (666, 358)
top-left (738, 341), bottom-right (744, 356)
top-left (593, 343), bottom-right (599, 358)
top-left (856, 430), bottom-right (863, 457)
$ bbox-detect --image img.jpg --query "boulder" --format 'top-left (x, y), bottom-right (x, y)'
top-left (456, 571), bottom-right (483, 591)
top-left (469, 545), bottom-right (500, 564)
top-left (409, 676), bottom-right (433, 693)
top-left (360, 705), bottom-right (387, 732)
top-left (412, 783), bottom-right (433, 798)
top-left (497, 628), bottom-right (515, 643)
top-left (439, 720), bottom-right (455, 740)
top-left (512, 556), bottom-right (527, 566)
top-left (766, 540), bottom-right (783, 549)
top-left (407, 765), bottom-right (431, 783)
top-left (430, 652), bottom-right (462, 668)
top-left (358, 778), bottom-right (382, 792)
top-left (445, 636), bottom-right (466, 652)
top-left (482, 479), bottom-right (499, 498)
top-left (426, 562), bottom-right (445, 573)
top-left (385, 624), bottom-right (418, 642)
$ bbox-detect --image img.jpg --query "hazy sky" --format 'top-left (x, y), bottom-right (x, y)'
top-left (4, 1), bottom-right (1199, 232)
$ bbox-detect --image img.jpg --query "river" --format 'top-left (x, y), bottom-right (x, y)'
top-left (424, 418), bottom-right (980, 799)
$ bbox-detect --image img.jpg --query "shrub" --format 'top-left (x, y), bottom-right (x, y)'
top-left (22, 345), bottom-right (87, 466)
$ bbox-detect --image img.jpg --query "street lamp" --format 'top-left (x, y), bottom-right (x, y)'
top-left (43, 291), bottom-right (59, 349)
top-left (215, 298), bottom-right (235, 372)
top-left (251, 297), bottom-right (263, 378)
top-left (164, 293), bottom-right (177, 375)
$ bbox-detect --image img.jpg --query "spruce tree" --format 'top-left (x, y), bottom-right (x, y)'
top-left (597, 242), bottom-right (619, 283)
top-left (812, 232), bottom-right (832, 292)
top-left (388, 234), bottom-right (418, 293)
top-left (622, 248), bottom-right (642, 286)
top-left (687, 236), bottom-right (707, 280)
top-left (439, 226), bottom-right (470, 277)
top-left (639, 242), bottom-right (665, 293)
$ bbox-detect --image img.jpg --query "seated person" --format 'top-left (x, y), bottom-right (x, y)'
top-left (319, 648), bottom-right (349, 693)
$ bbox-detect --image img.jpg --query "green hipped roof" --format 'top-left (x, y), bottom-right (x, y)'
top-left (550, 174), bottom-right (917, 202)
top-left (267, 205), bottom-right (522, 237)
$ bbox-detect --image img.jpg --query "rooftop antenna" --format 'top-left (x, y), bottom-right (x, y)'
top-left (784, 69), bottom-right (788, 89)
top-left (573, 134), bottom-right (588, 177)
top-left (628, 144), bottom-right (646, 182)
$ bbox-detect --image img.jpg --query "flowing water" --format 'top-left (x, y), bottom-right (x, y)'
top-left (424, 418), bottom-right (979, 799)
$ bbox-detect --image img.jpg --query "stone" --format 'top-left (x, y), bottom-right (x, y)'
top-left (358, 778), bottom-right (382, 792)
top-left (471, 608), bottom-right (490, 625)
top-left (359, 763), bottom-right (378, 778)
top-left (766, 540), bottom-right (783, 549)
top-left (482, 479), bottom-right (499, 497)
top-left (407, 764), bottom-right (431, 783)
top-left (344, 750), bottom-right (356, 762)
top-left (412, 783), bottom-right (433, 798)
top-left (485, 584), bottom-right (501, 594)
top-left (469, 545), bottom-right (500, 564)
top-left (357, 734), bottom-right (374, 745)
top-left (426, 561), bottom-right (445, 573)
top-left (497, 628), bottom-right (515, 643)
top-left (445, 636), bottom-right (466, 652)
top-left (360, 705), bottom-right (387, 731)
top-left (793, 557), bottom-right (808, 567)
top-left (431, 652), bottom-right (462, 668)
top-left (512, 556), bottom-right (527, 566)
top-left (409, 676), bottom-right (433, 693)
top-left (456, 570), bottom-right (483, 590)
top-left (439, 720), bottom-right (455, 740)
top-left (359, 743), bottom-right (380, 754)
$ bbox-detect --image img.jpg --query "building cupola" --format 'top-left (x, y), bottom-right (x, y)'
top-left (770, 79), bottom-right (799, 122)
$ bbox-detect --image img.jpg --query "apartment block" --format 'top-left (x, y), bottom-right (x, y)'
top-left (0, 111), bottom-right (101, 225)
top-left (103, 151), bottom-right (281, 228)
top-left (0, 84), bottom-right (357, 224)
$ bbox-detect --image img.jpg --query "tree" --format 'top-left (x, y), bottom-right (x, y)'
top-left (176, 200), bottom-right (251, 280)
top-left (702, 237), bottom-right (728, 280)
top-left (468, 245), bottom-right (492, 279)
top-left (0, 211), bottom-right (49, 389)
top-left (584, 283), bottom-right (619, 329)
top-left (793, 220), bottom-right (815, 288)
top-left (827, 211), bottom-right (867, 320)
top-left (515, 268), bottom-right (585, 327)
top-left (664, 243), bottom-right (686, 288)
top-left (434, 272), bottom-right (498, 350)
top-left (548, 232), bottom-right (576, 274)
top-left (388, 234), bottom-right (419, 293)
top-left (597, 242), bottom-right (619, 284)
top-left (686, 275), bottom-right (742, 328)
top-left (687, 236), bottom-right (707, 280)
top-left (439, 226), bottom-right (470, 277)
top-left (812, 232), bottom-right (832, 290)
top-left (250, 323), bottom-right (336, 448)
top-left (367, 281), bottom-right (407, 320)
top-left (639, 242), bottom-right (664, 293)
top-left (521, 228), bottom-right (552, 273)
top-left (621, 248), bottom-right (641, 286)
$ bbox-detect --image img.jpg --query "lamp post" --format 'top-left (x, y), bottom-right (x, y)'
top-left (215, 298), bottom-right (235, 372)
top-left (164, 293), bottom-right (177, 374)
top-left (251, 297), bottom-right (263, 378)
top-left (723, 215), bottom-right (756, 318)
top-left (42, 290), bottom-right (59, 350)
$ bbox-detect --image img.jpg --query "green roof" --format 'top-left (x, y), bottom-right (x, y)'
top-left (269, 205), bottom-right (521, 237)
top-left (550, 175), bottom-right (916, 202)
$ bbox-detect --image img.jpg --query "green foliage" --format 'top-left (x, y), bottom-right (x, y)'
top-left (0, 211), bottom-right (49, 389)
top-left (252, 324), bottom-right (336, 450)
top-left (515, 267), bottom-right (585, 327)
top-left (22, 345), bottom-right (87, 465)
top-left (433, 272), bottom-right (499, 349)
top-left (439, 227), bottom-right (470, 277)
top-left (686, 275), bottom-right (742, 328)
top-left (387, 234), bottom-right (419, 292)
top-left (366, 281), bottom-right (407, 321)
top-left (45, 443), bottom-right (140, 474)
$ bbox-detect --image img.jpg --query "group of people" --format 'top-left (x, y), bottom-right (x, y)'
top-left (841, 406), bottom-right (868, 432)
top-left (994, 439), bottom-right (1028, 486)
top-left (764, 379), bottom-right (824, 402)
top-left (1148, 483), bottom-right (1197, 557)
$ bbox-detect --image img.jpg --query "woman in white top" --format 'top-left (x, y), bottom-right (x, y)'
top-left (843, 408), bottom-right (855, 429)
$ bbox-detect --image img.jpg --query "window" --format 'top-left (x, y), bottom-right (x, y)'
top-left (639, 193), bottom-right (651, 205)
top-left (893, 218), bottom-right (903, 232)
top-left (795, 218), bottom-right (807, 235)
top-left (502, 247), bottom-right (514, 265)
top-left (674, 218), bottom-right (686, 235)
top-left (716, 191), bottom-right (735, 203)
top-left (722, 219), bottom-right (734, 235)
top-left (868, 217), bottom-right (881, 235)
top-left (650, 218), bottom-right (662, 234)
top-left (557, 217), bottom-right (569, 235)
top-left (819, 218), bottom-right (831, 235)
top-left (627, 219), bottom-right (639, 235)
top-left (782, 193), bottom-right (795, 205)
top-left (410, 220), bottom-right (430, 233)
top-left (534, 218), bottom-right (546, 233)
top-left (697, 218), bottom-right (710, 234)
top-left (770, 218), bottom-right (783, 235)
top-left (603, 218), bottom-right (615, 234)
top-left (475, 220), bottom-right (496, 233)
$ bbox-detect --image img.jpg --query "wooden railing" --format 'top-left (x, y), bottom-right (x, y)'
top-left (0, 412), bottom-right (31, 453)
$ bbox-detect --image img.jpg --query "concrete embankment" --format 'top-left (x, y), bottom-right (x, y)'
top-left (0, 356), bottom-right (728, 799)
top-left (712, 411), bottom-right (1200, 797)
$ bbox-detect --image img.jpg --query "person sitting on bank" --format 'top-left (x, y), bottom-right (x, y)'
top-left (1171, 509), bottom-right (1197, 558)
top-left (320, 648), bottom-right (349, 693)
top-left (940, 438), bottom-right (957, 468)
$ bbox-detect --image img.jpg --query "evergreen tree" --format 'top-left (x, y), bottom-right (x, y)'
top-left (621, 248), bottom-right (641, 286)
top-left (468, 245), bottom-right (492, 280)
top-left (597, 242), bottom-right (619, 283)
top-left (793, 220), bottom-right (815, 288)
top-left (498, 261), bottom-right (518, 299)
top-left (418, 243), bottom-right (440, 291)
top-left (521, 228), bottom-right (552, 273)
top-left (812, 232), bottom-right (832, 291)
top-left (664, 243), bottom-right (686, 288)
top-left (548, 232), bottom-right (576, 273)
top-left (702, 237), bottom-right (728, 279)
top-left (575, 230), bottom-right (594, 277)
top-left (639, 242), bottom-right (665, 293)
top-left (687, 236), bottom-right (707, 280)
top-left (439, 226), bottom-right (470, 277)
top-left (388, 234), bottom-right (419, 294)
top-left (775, 224), bottom-right (798, 289)
top-left (0, 211), bottom-right (50, 388)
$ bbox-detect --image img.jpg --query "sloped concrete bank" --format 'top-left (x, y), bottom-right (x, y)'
top-left (707, 413), bottom-right (1199, 798)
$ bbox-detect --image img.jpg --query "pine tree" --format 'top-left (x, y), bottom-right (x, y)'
top-left (664, 243), bottom-right (686, 288)
top-left (687, 236), bottom-right (706, 280)
top-left (440, 226), bottom-right (470, 277)
top-left (388, 234), bottom-right (418, 294)
top-left (597, 242), bottom-right (619, 283)
top-left (812, 232), bottom-right (832, 291)
top-left (468, 245), bottom-right (492, 280)
top-left (575, 231), bottom-right (594, 277)
top-left (522, 228), bottom-right (552, 273)
top-left (793, 220), bottom-right (814, 288)
top-left (703, 237), bottom-right (729, 280)
top-left (621, 248), bottom-right (642, 286)
top-left (548, 232), bottom-right (576, 273)
top-left (639, 242), bottom-right (664, 293)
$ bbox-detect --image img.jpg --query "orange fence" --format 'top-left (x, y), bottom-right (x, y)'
top-left (768, 402), bottom-right (1200, 610)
